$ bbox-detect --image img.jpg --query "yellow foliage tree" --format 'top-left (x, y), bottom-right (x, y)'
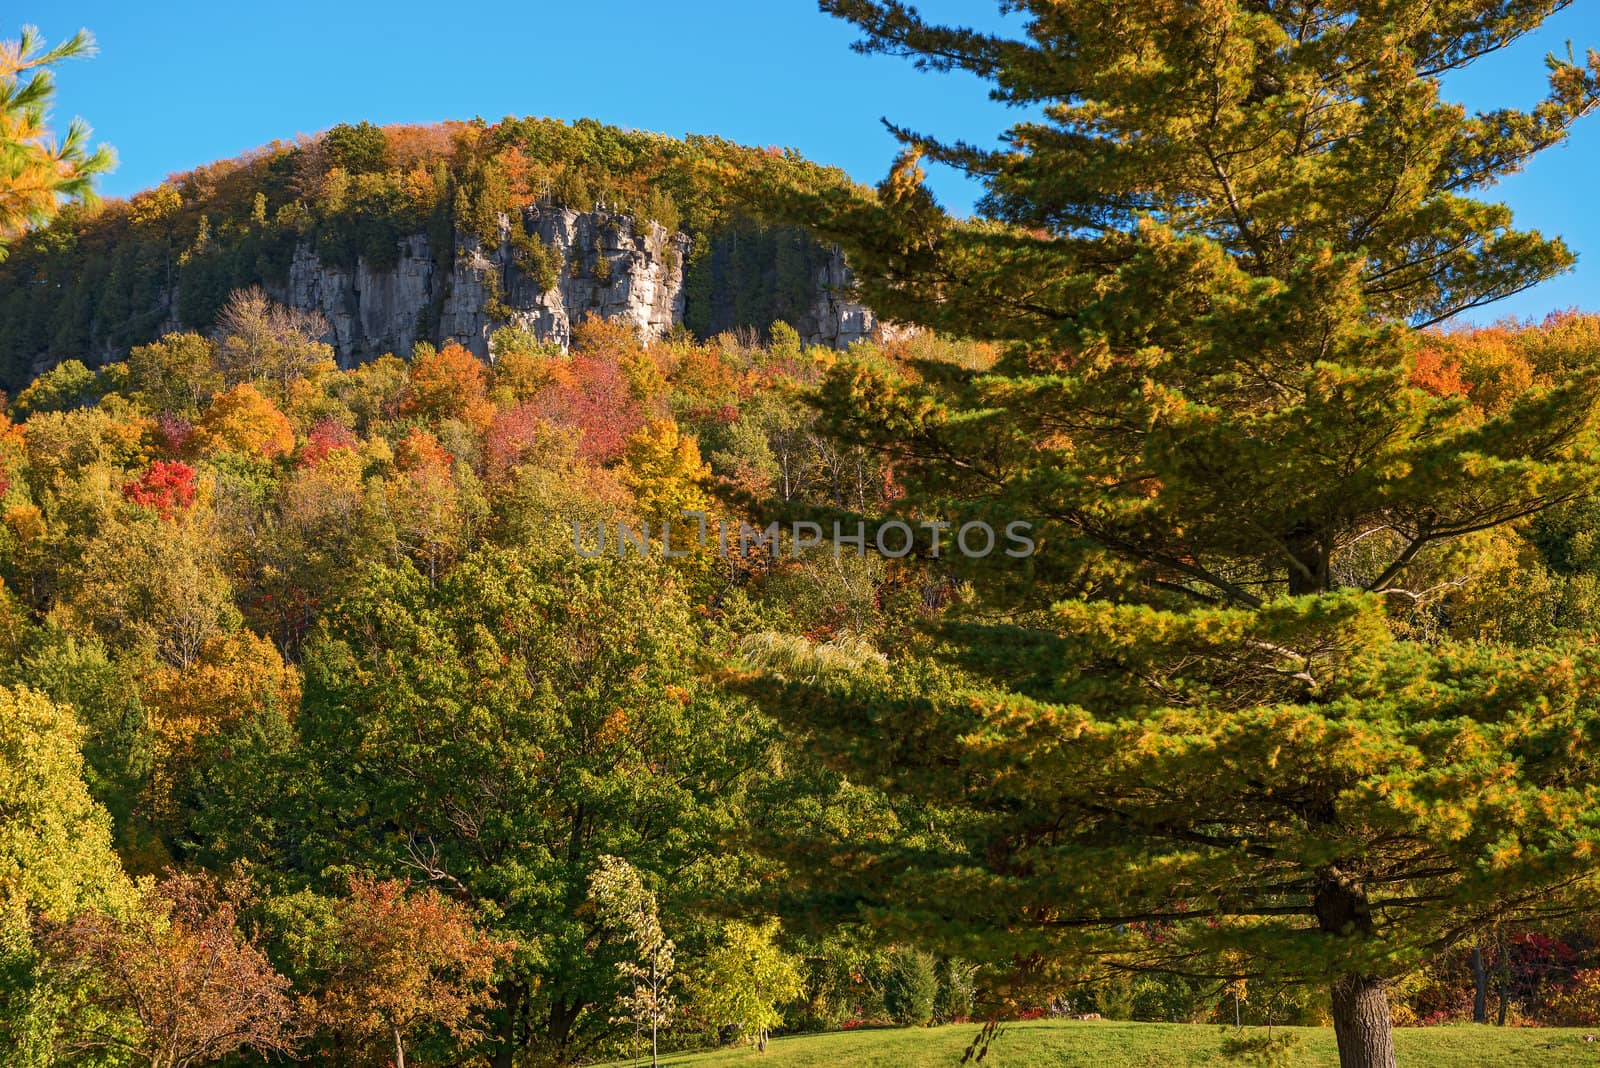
top-left (140, 630), bottom-right (301, 833)
top-left (192, 384), bottom-right (295, 459)
top-left (622, 419), bottom-right (709, 523)
top-left (0, 686), bottom-right (128, 922)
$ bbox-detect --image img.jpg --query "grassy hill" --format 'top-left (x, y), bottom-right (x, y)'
top-left (616, 1020), bottom-right (1600, 1067)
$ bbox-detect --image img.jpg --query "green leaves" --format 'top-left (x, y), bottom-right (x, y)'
top-left (296, 547), bottom-right (765, 1055)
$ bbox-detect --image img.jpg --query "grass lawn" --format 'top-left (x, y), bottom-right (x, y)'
top-left (608, 1019), bottom-right (1600, 1067)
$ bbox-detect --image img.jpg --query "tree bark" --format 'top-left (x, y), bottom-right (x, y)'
top-left (393, 1024), bottom-right (406, 1068)
top-left (1330, 973), bottom-right (1396, 1068)
top-left (1315, 869), bottom-right (1396, 1068)
top-left (492, 981), bottom-right (523, 1068)
top-left (1471, 946), bottom-right (1489, 1023)
top-left (1284, 525), bottom-right (1331, 596)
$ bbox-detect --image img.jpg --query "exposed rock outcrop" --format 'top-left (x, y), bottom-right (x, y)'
top-left (261, 207), bottom-right (888, 365)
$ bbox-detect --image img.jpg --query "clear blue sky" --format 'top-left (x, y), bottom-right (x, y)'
top-left (29, 1), bottom-right (1600, 322)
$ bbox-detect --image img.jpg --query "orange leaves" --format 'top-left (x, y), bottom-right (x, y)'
top-left (192, 383), bottom-right (294, 459)
top-left (393, 427), bottom-right (453, 474)
top-left (400, 343), bottom-right (494, 432)
top-left (1409, 345), bottom-right (1470, 399)
top-left (314, 877), bottom-right (512, 1055)
top-left (49, 871), bottom-right (300, 1065)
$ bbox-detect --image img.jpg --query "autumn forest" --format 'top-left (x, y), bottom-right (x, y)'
top-left (7, 4), bottom-right (1600, 1068)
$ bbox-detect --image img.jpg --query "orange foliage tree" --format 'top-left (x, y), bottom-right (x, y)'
top-left (49, 871), bottom-right (301, 1068)
top-left (191, 384), bottom-right (295, 459)
top-left (400, 343), bottom-right (494, 432)
top-left (312, 877), bottom-right (511, 1068)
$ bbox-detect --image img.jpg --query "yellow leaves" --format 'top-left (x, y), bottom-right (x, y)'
top-left (141, 631), bottom-right (302, 830)
top-left (621, 418), bottom-right (710, 522)
top-left (126, 184), bottom-right (182, 229)
top-left (143, 630), bottom-right (302, 746)
top-left (4, 501), bottom-right (44, 544)
top-left (0, 685), bottom-right (130, 921)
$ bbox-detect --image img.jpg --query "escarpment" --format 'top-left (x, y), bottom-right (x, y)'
top-left (0, 118), bottom-right (899, 388)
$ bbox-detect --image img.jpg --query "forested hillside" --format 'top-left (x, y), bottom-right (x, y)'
top-left (8, 259), bottom-right (1600, 1063)
top-left (0, 285), bottom-right (1004, 1063)
top-left (8, 1), bottom-right (1600, 1066)
top-left (0, 118), bottom-right (876, 390)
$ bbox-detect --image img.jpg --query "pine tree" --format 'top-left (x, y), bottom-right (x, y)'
top-left (741, 4), bottom-right (1600, 1066)
top-left (0, 25), bottom-right (113, 256)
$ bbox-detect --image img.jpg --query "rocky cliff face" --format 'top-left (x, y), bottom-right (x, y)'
top-left (264, 206), bottom-right (887, 364)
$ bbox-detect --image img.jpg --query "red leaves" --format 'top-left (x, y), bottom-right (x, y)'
top-left (156, 413), bottom-right (194, 457)
top-left (529, 354), bottom-right (643, 463)
top-left (299, 417), bottom-right (358, 467)
top-left (49, 872), bottom-right (301, 1065)
top-left (122, 459), bottom-right (197, 518)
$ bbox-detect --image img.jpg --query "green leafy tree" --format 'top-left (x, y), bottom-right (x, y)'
top-left (693, 920), bottom-right (802, 1052)
top-left (0, 685), bottom-right (130, 1065)
top-left (880, 947), bottom-right (936, 1028)
top-left (296, 547), bottom-right (762, 1063)
top-left (740, 3), bottom-right (1600, 1067)
top-left (126, 333), bottom-right (223, 415)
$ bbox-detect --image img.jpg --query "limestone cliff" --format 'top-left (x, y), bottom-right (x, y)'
top-left (261, 207), bottom-right (886, 365)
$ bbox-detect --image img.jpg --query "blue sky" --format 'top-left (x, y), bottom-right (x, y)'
top-left (30, 1), bottom-right (1600, 322)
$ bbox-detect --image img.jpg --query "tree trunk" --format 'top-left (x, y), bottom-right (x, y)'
top-left (1315, 869), bottom-right (1395, 1068)
top-left (1471, 946), bottom-right (1489, 1023)
top-left (492, 981), bottom-right (522, 1068)
top-left (547, 996), bottom-right (584, 1057)
top-left (1330, 973), bottom-right (1396, 1068)
top-left (1284, 525), bottom-right (1331, 595)
top-left (393, 1024), bottom-right (406, 1068)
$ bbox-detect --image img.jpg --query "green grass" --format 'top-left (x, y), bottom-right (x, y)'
top-left (608, 1019), bottom-right (1600, 1067)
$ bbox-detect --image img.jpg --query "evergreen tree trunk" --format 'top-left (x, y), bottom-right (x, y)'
top-left (1315, 871), bottom-right (1395, 1068)
top-left (1330, 974), bottom-right (1396, 1068)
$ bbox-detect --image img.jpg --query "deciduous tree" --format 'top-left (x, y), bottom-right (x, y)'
top-left (49, 871), bottom-right (300, 1068)
top-left (590, 856), bottom-right (675, 1067)
top-left (692, 920), bottom-right (802, 1052)
top-left (313, 877), bottom-right (509, 1068)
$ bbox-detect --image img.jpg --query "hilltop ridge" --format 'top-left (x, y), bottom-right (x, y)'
top-left (0, 117), bottom-right (888, 388)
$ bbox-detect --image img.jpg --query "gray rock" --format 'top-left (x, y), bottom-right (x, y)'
top-left (244, 207), bottom-right (896, 364)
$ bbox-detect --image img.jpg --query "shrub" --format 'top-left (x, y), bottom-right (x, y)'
top-left (934, 958), bottom-right (976, 1024)
top-left (881, 947), bottom-right (937, 1028)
